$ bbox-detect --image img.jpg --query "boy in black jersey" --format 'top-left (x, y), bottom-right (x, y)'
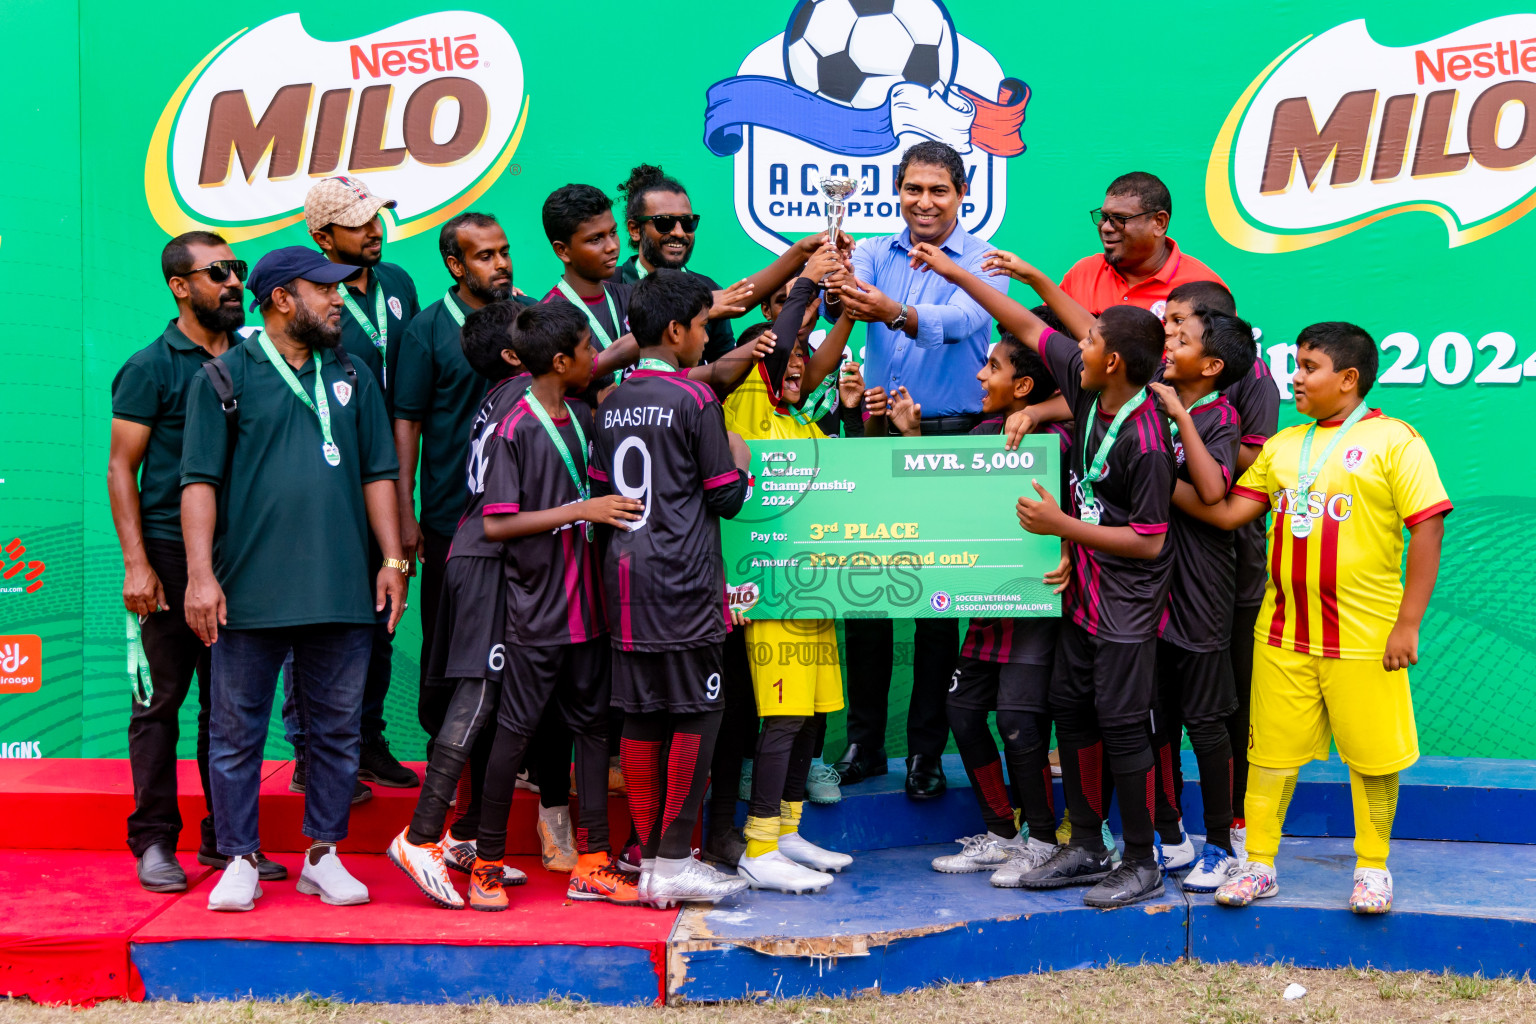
top-left (909, 241), bottom-right (1174, 910)
top-left (589, 270), bottom-right (753, 908)
top-left (458, 303), bottom-right (647, 912)
top-left (1145, 309), bottom-right (1255, 893)
top-left (897, 325), bottom-right (1077, 884)
top-left (388, 301), bottom-right (532, 909)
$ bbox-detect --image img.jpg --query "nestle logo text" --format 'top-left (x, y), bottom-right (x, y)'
top-left (1414, 38), bottom-right (1536, 84)
top-left (350, 35), bottom-right (478, 80)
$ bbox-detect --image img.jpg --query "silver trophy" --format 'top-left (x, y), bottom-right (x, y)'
top-left (816, 175), bottom-right (860, 290)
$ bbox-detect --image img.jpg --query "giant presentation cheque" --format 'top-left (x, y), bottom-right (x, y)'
top-left (721, 435), bottom-right (1063, 620)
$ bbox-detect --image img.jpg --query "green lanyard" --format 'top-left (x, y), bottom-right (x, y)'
top-left (779, 377), bottom-right (838, 426)
top-left (1290, 402), bottom-right (1370, 539)
top-left (342, 284), bottom-right (387, 385)
top-left (1168, 391), bottom-right (1219, 439)
top-left (1078, 388), bottom-right (1148, 524)
top-left (257, 331), bottom-right (340, 467)
top-left (634, 259), bottom-right (686, 280)
top-left (443, 290), bottom-right (467, 327)
top-left (127, 612), bottom-right (153, 707)
top-left (637, 357), bottom-right (676, 372)
top-left (522, 394), bottom-right (593, 540)
top-left (556, 279), bottom-right (618, 350)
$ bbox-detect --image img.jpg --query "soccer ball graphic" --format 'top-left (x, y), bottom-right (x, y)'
top-left (783, 0), bottom-right (958, 109)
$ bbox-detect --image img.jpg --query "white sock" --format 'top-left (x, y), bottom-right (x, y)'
top-left (640, 857), bottom-right (656, 874)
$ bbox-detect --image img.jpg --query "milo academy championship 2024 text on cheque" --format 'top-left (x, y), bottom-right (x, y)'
top-left (721, 436), bottom-right (1062, 619)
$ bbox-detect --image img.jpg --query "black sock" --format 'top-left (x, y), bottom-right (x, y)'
top-left (998, 709), bottom-right (1054, 840)
top-left (951, 704), bottom-right (1016, 838)
top-left (1188, 717), bottom-right (1234, 853)
top-left (408, 678), bottom-right (494, 846)
top-left (750, 716), bottom-right (806, 819)
top-left (1103, 721), bottom-right (1156, 864)
top-left (475, 725), bottom-right (533, 862)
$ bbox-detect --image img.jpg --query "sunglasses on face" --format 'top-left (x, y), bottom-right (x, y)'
top-left (1089, 208), bottom-right (1157, 231)
top-left (186, 259), bottom-right (249, 284)
top-left (637, 214), bottom-right (701, 233)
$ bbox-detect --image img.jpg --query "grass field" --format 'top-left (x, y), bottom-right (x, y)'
top-left (4, 963), bottom-right (1534, 1024)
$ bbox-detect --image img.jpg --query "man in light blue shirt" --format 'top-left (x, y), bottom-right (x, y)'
top-left (824, 141), bottom-right (1008, 801)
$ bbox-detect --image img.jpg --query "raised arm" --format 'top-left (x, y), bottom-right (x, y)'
top-left (908, 242), bottom-right (1051, 351)
top-left (980, 250), bottom-right (1095, 341)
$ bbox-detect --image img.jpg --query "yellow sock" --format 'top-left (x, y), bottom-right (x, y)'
top-left (1349, 769), bottom-right (1397, 870)
top-left (1243, 765), bottom-right (1299, 869)
top-left (779, 800), bottom-right (804, 836)
top-left (744, 815), bottom-right (779, 858)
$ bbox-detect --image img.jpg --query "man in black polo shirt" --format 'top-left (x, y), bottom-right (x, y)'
top-left (109, 232), bottom-right (284, 893)
top-left (302, 176), bottom-right (420, 790)
top-left (393, 210), bottom-right (527, 734)
top-left (182, 246), bottom-right (408, 912)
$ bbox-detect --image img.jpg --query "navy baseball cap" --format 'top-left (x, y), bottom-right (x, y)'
top-left (247, 246), bottom-right (360, 310)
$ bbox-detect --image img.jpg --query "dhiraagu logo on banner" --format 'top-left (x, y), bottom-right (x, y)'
top-left (1209, 15), bottom-right (1536, 252)
top-left (703, 0), bottom-right (1030, 251)
top-left (144, 12), bottom-right (528, 243)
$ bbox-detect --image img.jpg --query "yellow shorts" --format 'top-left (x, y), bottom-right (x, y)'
top-left (744, 619), bottom-right (845, 717)
top-left (1249, 642), bottom-right (1419, 775)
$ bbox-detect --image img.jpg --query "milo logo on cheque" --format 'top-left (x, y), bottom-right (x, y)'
top-left (146, 12), bottom-right (527, 242)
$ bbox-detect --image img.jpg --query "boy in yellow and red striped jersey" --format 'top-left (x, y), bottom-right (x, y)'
top-left (1173, 322), bottom-right (1449, 915)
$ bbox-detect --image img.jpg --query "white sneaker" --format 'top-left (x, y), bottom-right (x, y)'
top-left (1231, 825), bottom-right (1247, 862)
top-left (990, 837), bottom-right (1058, 887)
top-left (1157, 824), bottom-right (1197, 872)
top-left (931, 832), bottom-right (1023, 873)
top-left (207, 857), bottom-right (262, 912)
top-left (738, 849), bottom-right (833, 893)
top-left (386, 828), bottom-right (463, 909)
top-left (647, 857), bottom-right (749, 908)
top-left (1182, 842), bottom-right (1241, 893)
top-left (778, 832), bottom-right (852, 873)
top-left (297, 847), bottom-right (370, 906)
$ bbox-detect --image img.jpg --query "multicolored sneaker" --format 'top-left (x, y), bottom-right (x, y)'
top-left (1350, 867), bottom-right (1393, 914)
top-left (440, 833), bottom-right (527, 886)
top-left (468, 857), bottom-right (508, 912)
top-left (1214, 861), bottom-right (1279, 907)
top-left (567, 853), bottom-right (643, 906)
top-left (386, 828), bottom-right (462, 909)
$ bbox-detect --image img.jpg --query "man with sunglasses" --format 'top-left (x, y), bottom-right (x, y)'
top-left (111, 233), bottom-right (287, 892)
top-left (615, 163), bottom-right (827, 363)
top-left (300, 176), bottom-right (422, 792)
top-left (1060, 172), bottom-right (1225, 318)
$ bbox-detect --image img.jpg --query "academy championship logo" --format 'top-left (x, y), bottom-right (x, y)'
top-left (1209, 16), bottom-right (1536, 252)
top-left (146, 12), bottom-right (527, 243)
top-left (703, 0), bottom-right (1030, 251)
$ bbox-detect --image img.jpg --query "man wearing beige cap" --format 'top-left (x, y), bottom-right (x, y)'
top-left (290, 175), bottom-right (421, 792)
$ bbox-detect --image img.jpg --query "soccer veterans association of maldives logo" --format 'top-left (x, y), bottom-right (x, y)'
top-left (145, 13), bottom-right (527, 242)
top-left (1209, 15), bottom-right (1536, 252)
top-left (703, 0), bottom-right (1030, 251)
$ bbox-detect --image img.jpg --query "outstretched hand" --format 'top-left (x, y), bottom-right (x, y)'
top-left (710, 278), bottom-right (754, 320)
top-left (908, 241), bottom-right (961, 279)
top-left (980, 249), bottom-right (1040, 283)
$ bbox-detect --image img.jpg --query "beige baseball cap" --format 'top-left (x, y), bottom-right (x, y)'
top-left (304, 175), bottom-right (397, 232)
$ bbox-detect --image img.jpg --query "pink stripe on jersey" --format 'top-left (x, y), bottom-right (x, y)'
top-left (561, 529), bottom-right (586, 644)
top-left (483, 502), bottom-right (519, 514)
top-left (617, 553), bottom-right (633, 650)
top-left (703, 470), bottom-right (739, 489)
top-left (497, 405), bottom-right (530, 439)
top-left (1131, 521), bottom-right (1168, 535)
top-left (588, 465), bottom-right (609, 482)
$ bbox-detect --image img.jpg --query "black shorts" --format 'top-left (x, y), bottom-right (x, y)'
top-left (947, 656), bottom-right (1051, 713)
top-left (1049, 621), bottom-right (1156, 726)
top-left (497, 638), bottom-right (611, 737)
top-left (426, 556), bottom-right (507, 686)
top-left (1155, 638), bottom-right (1238, 726)
top-left (611, 643), bottom-right (725, 715)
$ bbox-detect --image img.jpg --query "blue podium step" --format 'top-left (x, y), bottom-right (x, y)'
top-left (776, 755), bottom-right (1536, 852)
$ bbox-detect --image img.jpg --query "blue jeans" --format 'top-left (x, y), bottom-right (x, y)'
top-left (210, 623), bottom-right (372, 856)
top-left (282, 597), bottom-right (392, 755)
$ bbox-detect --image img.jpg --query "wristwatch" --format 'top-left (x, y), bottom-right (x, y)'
top-left (383, 558), bottom-right (411, 574)
top-left (886, 303), bottom-right (908, 333)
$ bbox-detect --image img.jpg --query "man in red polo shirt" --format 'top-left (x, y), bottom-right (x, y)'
top-left (1061, 172), bottom-right (1224, 318)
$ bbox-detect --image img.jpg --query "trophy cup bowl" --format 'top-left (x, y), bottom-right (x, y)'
top-left (816, 176), bottom-right (861, 290)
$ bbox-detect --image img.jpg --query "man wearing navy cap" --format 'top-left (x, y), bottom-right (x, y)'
top-left (181, 246), bottom-right (408, 913)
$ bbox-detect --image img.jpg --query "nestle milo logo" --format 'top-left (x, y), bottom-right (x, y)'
top-left (145, 13), bottom-right (527, 243)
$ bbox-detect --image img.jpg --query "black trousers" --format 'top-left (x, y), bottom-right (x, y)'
top-left (415, 527), bottom-right (453, 736)
top-left (843, 617), bottom-right (958, 758)
top-left (126, 537), bottom-right (215, 857)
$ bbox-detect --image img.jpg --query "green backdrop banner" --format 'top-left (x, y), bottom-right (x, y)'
top-left (1, 0), bottom-right (1530, 761)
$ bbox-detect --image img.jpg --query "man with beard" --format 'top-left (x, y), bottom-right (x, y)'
top-left (111, 232), bottom-right (282, 892)
top-left (182, 246), bottom-right (408, 912)
top-left (300, 175), bottom-right (421, 790)
top-left (392, 211), bottom-right (527, 733)
top-left (616, 163), bottom-right (834, 363)
top-left (1059, 172), bottom-right (1225, 317)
